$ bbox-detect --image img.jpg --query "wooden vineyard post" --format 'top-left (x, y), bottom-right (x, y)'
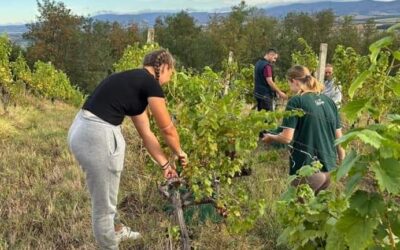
top-left (147, 28), bottom-right (155, 44)
top-left (172, 190), bottom-right (191, 250)
top-left (316, 43), bottom-right (328, 84)
top-left (223, 51), bottom-right (234, 95)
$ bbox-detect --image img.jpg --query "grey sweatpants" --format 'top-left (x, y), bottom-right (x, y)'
top-left (68, 110), bottom-right (125, 250)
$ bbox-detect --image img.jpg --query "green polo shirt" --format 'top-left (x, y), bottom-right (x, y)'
top-left (281, 93), bottom-right (341, 175)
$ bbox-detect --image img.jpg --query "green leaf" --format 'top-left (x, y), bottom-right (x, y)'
top-left (393, 51), bottom-right (400, 61)
top-left (348, 70), bottom-right (371, 99)
top-left (341, 99), bottom-right (370, 124)
top-left (280, 186), bottom-right (296, 201)
top-left (388, 114), bottom-right (400, 122)
top-left (336, 209), bottom-right (379, 250)
top-left (335, 131), bottom-right (358, 147)
top-left (387, 23), bottom-right (400, 33)
top-left (380, 145), bottom-right (394, 159)
top-left (336, 150), bottom-right (360, 181)
top-left (387, 78), bottom-right (400, 96)
top-left (336, 129), bottom-right (383, 149)
top-left (349, 190), bottom-right (385, 217)
top-left (277, 227), bottom-right (290, 246)
top-left (370, 48), bottom-right (380, 65)
top-left (297, 165), bottom-right (317, 177)
top-left (345, 172), bottom-right (363, 196)
top-left (326, 227), bottom-right (347, 250)
top-left (388, 209), bottom-right (400, 236)
top-left (356, 129), bottom-right (384, 149)
top-left (369, 36), bottom-right (393, 64)
top-left (372, 158), bottom-right (400, 194)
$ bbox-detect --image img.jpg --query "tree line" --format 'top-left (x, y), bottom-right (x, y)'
top-left (8, 0), bottom-right (391, 93)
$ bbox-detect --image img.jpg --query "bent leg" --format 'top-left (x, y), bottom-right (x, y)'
top-left (68, 115), bottom-right (125, 250)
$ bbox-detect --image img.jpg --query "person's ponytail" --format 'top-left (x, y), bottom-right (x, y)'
top-left (287, 65), bottom-right (324, 93)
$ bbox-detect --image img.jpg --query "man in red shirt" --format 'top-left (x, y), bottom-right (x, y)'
top-left (254, 48), bottom-right (287, 111)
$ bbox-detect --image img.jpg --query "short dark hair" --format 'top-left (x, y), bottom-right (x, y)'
top-left (267, 48), bottom-right (278, 54)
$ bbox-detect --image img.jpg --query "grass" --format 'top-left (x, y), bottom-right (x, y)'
top-left (0, 96), bottom-right (291, 249)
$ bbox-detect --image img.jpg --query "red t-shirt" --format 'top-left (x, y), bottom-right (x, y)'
top-left (263, 64), bottom-right (273, 78)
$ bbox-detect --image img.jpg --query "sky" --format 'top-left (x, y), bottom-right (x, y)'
top-left (0, 0), bottom-right (395, 25)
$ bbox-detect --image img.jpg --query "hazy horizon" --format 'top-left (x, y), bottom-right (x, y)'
top-left (0, 0), bottom-right (396, 25)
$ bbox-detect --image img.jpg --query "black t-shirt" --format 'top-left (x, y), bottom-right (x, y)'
top-left (83, 69), bottom-right (164, 125)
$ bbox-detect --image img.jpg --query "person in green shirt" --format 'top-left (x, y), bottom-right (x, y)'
top-left (262, 65), bottom-right (345, 193)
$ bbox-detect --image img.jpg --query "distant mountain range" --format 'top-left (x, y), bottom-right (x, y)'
top-left (92, 0), bottom-right (400, 26)
top-left (262, 0), bottom-right (400, 17)
top-left (93, 11), bottom-right (220, 26)
top-left (1, 0), bottom-right (399, 37)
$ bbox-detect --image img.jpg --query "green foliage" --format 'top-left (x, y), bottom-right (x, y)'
top-left (165, 64), bottom-right (303, 232)
top-left (340, 29), bottom-right (400, 122)
top-left (0, 38), bottom-right (23, 101)
top-left (30, 61), bottom-right (83, 105)
top-left (333, 16), bottom-right (362, 54)
top-left (115, 43), bottom-right (298, 233)
top-left (154, 11), bottom-right (220, 70)
top-left (340, 99), bottom-right (369, 124)
top-left (335, 150), bottom-right (359, 181)
top-left (24, 1), bottom-right (142, 93)
top-left (113, 43), bottom-right (160, 72)
top-left (11, 52), bottom-right (32, 84)
top-left (336, 28), bottom-right (400, 240)
top-left (0, 35), bottom-right (13, 89)
top-left (277, 25), bottom-right (400, 250)
top-left (231, 64), bottom-right (254, 104)
top-left (276, 162), bottom-right (348, 250)
top-left (332, 45), bottom-right (369, 103)
top-left (23, 1), bottom-right (383, 90)
top-left (372, 158), bottom-right (400, 194)
top-left (0, 35), bottom-right (84, 106)
top-left (291, 37), bottom-right (318, 72)
top-left (335, 209), bottom-right (378, 250)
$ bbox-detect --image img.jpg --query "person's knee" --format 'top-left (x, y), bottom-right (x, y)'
top-left (320, 173), bottom-right (331, 190)
top-left (306, 173), bottom-right (326, 192)
top-left (314, 172), bottom-right (331, 194)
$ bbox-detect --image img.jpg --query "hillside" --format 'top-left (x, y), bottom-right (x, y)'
top-left (91, 0), bottom-right (400, 26)
top-left (1, 0), bottom-right (399, 37)
top-left (263, 0), bottom-right (400, 17)
top-left (0, 96), bottom-right (289, 249)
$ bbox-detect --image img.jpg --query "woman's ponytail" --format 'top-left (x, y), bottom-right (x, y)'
top-left (287, 65), bottom-right (324, 93)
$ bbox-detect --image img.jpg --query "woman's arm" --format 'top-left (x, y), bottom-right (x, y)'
top-left (262, 128), bottom-right (294, 144)
top-left (145, 97), bottom-right (187, 166)
top-left (335, 128), bottom-right (345, 164)
top-left (131, 111), bottom-right (178, 178)
top-left (147, 97), bottom-right (182, 152)
top-left (131, 111), bottom-right (168, 165)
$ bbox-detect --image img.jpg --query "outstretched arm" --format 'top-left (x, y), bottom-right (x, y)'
top-left (131, 111), bottom-right (177, 178)
top-left (131, 111), bottom-right (168, 165)
top-left (147, 97), bottom-right (187, 166)
top-left (266, 77), bottom-right (287, 99)
top-left (335, 128), bottom-right (345, 164)
top-left (262, 128), bottom-right (294, 144)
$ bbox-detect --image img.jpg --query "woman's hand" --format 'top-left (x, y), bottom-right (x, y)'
top-left (278, 91), bottom-right (288, 100)
top-left (163, 164), bottom-right (178, 179)
top-left (262, 134), bottom-right (273, 144)
top-left (176, 150), bottom-right (188, 167)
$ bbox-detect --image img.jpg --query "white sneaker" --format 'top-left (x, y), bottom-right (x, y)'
top-left (115, 225), bottom-right (141, 242)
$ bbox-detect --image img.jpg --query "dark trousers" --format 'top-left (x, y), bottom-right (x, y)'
top-left (256, 96), bottom-right (274, 112)
top-left (256, 96), bottom-right (275, 138)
